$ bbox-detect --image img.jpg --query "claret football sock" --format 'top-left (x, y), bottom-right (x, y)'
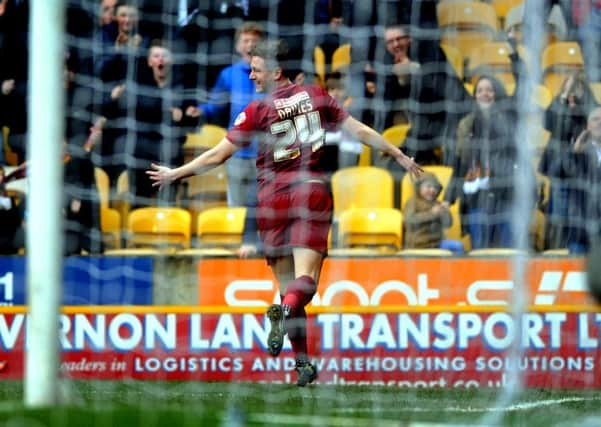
top-left (286, 307), bottom-right (308, 357)
top-left (282, 275), bottom-right (316, 316)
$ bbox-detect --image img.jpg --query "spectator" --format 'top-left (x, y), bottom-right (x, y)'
top-left (0, 165), bottom-right (24, 254)
top-left (445, 75), bottom-right (528, 249)
top-left (366, 24), bottom-right (420, 130)
top-left (0, 0), bottom-right (29, 164)
top-left (197, 22), bottom-right (264, 255)
top-left (575, 0), bottom-right (601, 83)
top-left (98, 0), bottom-right (117, 42)
top-left (403, 172), bottom-right (463, 253)
top-left (63, 50), bottom-right (104, 256)
top-left (323, 71), bottom-right (362, 169)
top-left (98, 1), bottom-right (149, 83)
top-left (96, 1), bottom-right (150, 187)
top-left (314, 0), bottom-right (345, 69)
top-left (539, 71), bottom-right (597, 249)
top-left (566, 106), bottom-right (601, 254)
top-left (505, 2), bottom-right (569, 45)
top-left (102, 41), bottom-right (200, 208)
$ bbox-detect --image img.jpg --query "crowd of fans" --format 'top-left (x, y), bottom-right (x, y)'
top-left (0, 0), bottom-right (600, 255)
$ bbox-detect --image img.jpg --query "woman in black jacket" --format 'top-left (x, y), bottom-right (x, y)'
top-left (538, 71), bottom-right (597, 249)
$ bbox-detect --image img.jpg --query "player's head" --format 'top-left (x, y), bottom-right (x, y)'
top-left (325, 71), bottom-right (347, 103)
top-left (249, 39), bottom-right (290, 93)
top-left (235, 22), bottom-right (264, 64)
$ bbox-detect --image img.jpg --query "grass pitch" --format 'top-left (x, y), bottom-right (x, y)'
top-left (0, 381), bottom-right (599, 426)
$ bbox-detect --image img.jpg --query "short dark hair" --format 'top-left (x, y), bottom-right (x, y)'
top-left (325, 71), bottom-right (345, 90)
top-left (250, 39), bottom-right (290, 70)
top-left (235, 22), bottom-right (264, 41)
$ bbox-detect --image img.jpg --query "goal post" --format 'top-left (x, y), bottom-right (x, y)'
top-left (24, 0), bottom-right (66, 407)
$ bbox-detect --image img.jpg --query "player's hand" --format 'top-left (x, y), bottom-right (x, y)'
top-left (146, 163), bottom-right (177, 188)
top-left (237, 244), bottom-right (257, 259)
top-left (395, 153), bottom-right (423, 179)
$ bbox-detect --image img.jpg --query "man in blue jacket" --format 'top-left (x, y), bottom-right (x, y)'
top-left (198, 22), bottom-right (264, 256)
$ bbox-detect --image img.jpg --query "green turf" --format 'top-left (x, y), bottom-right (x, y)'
top-left (0, 381), bottom-right (598, 426)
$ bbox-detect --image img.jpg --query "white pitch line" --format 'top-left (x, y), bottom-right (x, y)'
top-left (332, 396), bottom-right (601, 415)
top-left (249, 413), bottom-right (494, 427)
top-left (249, 413), bottom-right (400, 427)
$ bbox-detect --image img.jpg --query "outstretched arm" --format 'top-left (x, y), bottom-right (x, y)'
top-left (341, 116), bottom-right (423, 178)
top-left (146, 137), bottom-right (239, 187)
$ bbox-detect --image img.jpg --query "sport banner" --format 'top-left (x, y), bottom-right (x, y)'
top-left (197, 258), bottom-right (593, 307)
top-left (0, 257), bottom-right (153, 305)
top-left (0, 309), bottom-right (600, 388)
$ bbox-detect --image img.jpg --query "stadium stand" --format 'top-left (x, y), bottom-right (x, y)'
top-left (437, 1), bottom-right (499, 61)
top-left (94, 167), bottom-right (122, 249)
top-left (542, 41), bottom-right (585, 97)
top-left (336, 207), bottom-right (403, 253)
top-left (331, 166), bottom-right (394, 220)
top-left (125, 207), bottom-right (191, 250)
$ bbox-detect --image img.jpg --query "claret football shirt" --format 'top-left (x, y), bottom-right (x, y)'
top-left (226, 83), bottom-right (349, 196)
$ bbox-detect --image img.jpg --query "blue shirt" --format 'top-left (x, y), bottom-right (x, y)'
top-left (200, 60), bottom-right (263, 159)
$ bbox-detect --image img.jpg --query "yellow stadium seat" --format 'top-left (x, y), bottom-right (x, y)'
top-left (113, 169), bottom-right (130, 226)
top-left (441, 43), bottom-right (464, 80)
top-left (183, 124), bottom-right (227, 153)
top-left (382, 124), bottom-right (411, 148)
top-left (542, 42), bottom-right (584, 97)
top-left (178, 207), bottom-right (246, 256)
top-left (94, 167), bottom-right (122, 248)
top-left (331, 166), bottom-right (394, 219)
top-left (337, 208), bottom-right (403, 252)
top-left (184, 165), bottom-right (228, 235)
top-left (2, 127), bottom-right (18, 166)
top-left (491, 0), bottom-right (523, 27)
top-left (314, 45), bottom-right (326, 85)
top-left (437, 1), bottom-right (499, 60)
top-left (196, 207), bottom-right (246, 248)
top-left (126, 207), bottom-right (191, 249)
top-left (437, 1), bottom-right (498, 31)
top-left (468, 41), bottom-right (515, 88)
top-left (186, 164), bottom-right (228, 200)
top-left (441, 31), bottom-right (497, 65)
top-left (357, 145), bottom-right (372, 166)
top-left (332, 43), bottom-right (351, 72)
top-left (372, 124), bottom-right (411, 165)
